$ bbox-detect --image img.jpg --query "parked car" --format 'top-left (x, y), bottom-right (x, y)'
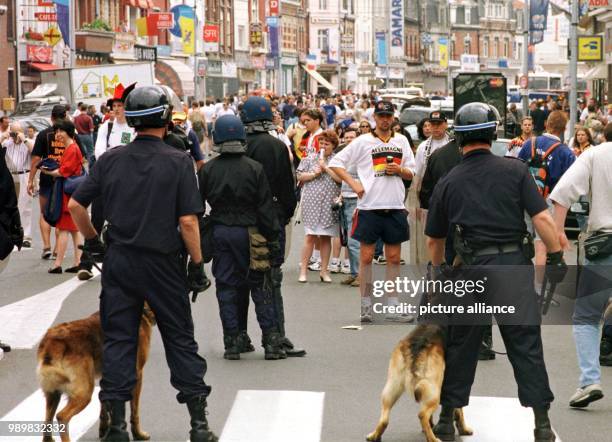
top-left (10, 116), bottom-right (52, 133)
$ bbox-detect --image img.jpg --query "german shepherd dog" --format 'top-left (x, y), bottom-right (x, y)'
top-left (366, 325), bottom-right (472, 442)
top-left (37, 306), bottom-right (156, 442)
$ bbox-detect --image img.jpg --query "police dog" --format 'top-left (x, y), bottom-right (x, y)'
top-left (37, 306), bottom-right (156, 442)
top-left (366, 325), bottom-right (472, 442)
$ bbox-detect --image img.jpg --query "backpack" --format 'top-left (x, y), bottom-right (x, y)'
top-left (190, 112), bottom-right (204, 132)
top-left (527, 137), bottom-right (560, 198)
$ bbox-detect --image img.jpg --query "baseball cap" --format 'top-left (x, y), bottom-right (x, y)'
top-left (374, 100), bottom-right (395, 115)
top-left (172, 111), bottom-right (188, 121)
top-left (51, 104), bottom-right (66, 119)
top-left (428, 110), bottom-right (447, 123)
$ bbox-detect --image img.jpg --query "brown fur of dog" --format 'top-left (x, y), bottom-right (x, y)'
top-left (36, 306), bottom-right (156, 442)
top-left (366, 325), bottom-right (473, 442)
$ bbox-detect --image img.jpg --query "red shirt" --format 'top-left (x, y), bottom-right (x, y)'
top-left (73, 113), bottom-right (94, 135)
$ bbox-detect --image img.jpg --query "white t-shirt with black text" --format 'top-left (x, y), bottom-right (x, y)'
top-left (329, 132), bottom-right (416, 210)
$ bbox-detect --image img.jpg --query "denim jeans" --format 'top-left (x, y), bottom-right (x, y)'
top-left (77, 133), bottom-right (94, 164)
top-left (342, 197), bottom-right (360, 277)
top-left (573, 254), bottom-right (612, 387)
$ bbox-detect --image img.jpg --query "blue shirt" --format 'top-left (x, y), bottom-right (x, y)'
top-left (518, 134), bottom-right (575, 191)
top-left (322, 104), bottom-right (336, 127)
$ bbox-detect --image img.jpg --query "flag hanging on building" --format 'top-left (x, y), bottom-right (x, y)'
top-left (530, 0), bottom-right (549, 45)
top-left (170, 5), bottom-right (196, 38)
top-left (376, 32), bottom-right (387, 66)
top-left (52, 0), bottom-right (70, 47)
top-left (179, 16), bottom-right (195, 54)
top-left (267, 16), bottom-right (280, 58)
top-left (439, 37), bottom-right (448, 68)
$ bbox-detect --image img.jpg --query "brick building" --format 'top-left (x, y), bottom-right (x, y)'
top-left (0, 0), bottom-right (18, 112)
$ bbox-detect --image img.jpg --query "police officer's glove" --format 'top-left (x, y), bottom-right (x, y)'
top-left (545, 251), bottom-right (568, 284)
top-left (79, 236), bottom-right (106, 263)
top-left (187, 260), bottom-right (211, 302)
top-left (267, 239), bottom-right (282, 262)
top-left (9, 212), bottom-right (24, 250)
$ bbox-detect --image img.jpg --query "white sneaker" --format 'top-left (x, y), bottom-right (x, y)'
top-left (341, 263), bottom-right (351, 274)
top-left (360, 306), bottom-right (373, 323)
top-left (328, 262), bottom-right (341, 273)
top-left (308, 261), bottom-right (321, 271)
top-left (569, 384), bottom-right (604, 408)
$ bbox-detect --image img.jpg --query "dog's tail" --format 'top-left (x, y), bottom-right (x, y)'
top-left (37, 340), bottom-right (70, 393)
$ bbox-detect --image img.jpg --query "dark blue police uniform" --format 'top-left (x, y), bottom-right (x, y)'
top-left (198, 137), bottom-right (284, 359)
top-left (426, 149), bottom-right (554, 409)
top-left (72, 135), bottom-right (211, 403)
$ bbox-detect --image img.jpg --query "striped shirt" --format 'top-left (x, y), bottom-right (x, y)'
top-left (2, 138), bottom-right (31, 173)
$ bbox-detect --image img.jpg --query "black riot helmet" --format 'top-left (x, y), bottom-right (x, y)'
top-left (453, 102), bottom-right (500, 148)
top-left (124, 85), bottom-right (172, 129)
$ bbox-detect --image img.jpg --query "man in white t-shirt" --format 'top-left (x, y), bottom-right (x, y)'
top-left (216, 102), bottom-right (235, 118)
top-left (330, 101), bottom-right (416, 322)
top-left (363, 100), bottom-right (376, 128)
top-left (410, 110), bottom-right (450, 264)
top-left (80, 89), bottom-right (136, 281)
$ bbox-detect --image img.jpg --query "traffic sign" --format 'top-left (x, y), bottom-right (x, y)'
top-left (43, 26), bottom-right (62, 47)
top-left (519, 75), bottom-right (528, 89)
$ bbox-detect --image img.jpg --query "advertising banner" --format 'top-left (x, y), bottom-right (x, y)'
top-left (203, 24), bottom-right (220, 52)
top-left (529, 0), bottom-right (549, 45)
top-left (328, 28), bottom-right (339, 63)
top-left (389, 0), bottom-right (404, 58)
top-left (439, 37), bottom-right (448, 68)
top-left (267, 16), bottom-right (280, 58)
top-left (376, 32), bottom-right (387, 66)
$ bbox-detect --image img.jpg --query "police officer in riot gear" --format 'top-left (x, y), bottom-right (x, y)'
top-left (425, 102), bottom-right (567, 442)
top-left (198, 114), bottom-right (286, 360)
top-left (68, 85), bottom-right (217, 442)
top-left (239, 96), bottom-right (305, 357)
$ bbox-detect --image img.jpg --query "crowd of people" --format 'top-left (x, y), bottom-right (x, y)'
top-left (1, 84), bottom-right (611, 442)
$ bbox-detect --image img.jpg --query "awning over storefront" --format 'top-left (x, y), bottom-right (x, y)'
top-left (126, 0), bottom-right (154, 8)
top-left (155, 58), bottom-right (195, 98)
top-left (584, 64), bottom-right (607, 80)
top-left (29, 63), bottom-right (60, 71)
top-left (303, 66), bottom-right (335, 91)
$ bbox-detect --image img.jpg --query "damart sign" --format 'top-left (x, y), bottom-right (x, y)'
top-left (389, 0), bottom-right (404, 58)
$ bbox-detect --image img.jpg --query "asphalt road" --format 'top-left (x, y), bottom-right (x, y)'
top-left (1, 206), bottom-right (610, 442)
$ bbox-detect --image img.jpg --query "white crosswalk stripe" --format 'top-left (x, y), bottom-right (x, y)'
top-left (219, 390), bottom-right (325, 442)
top-left (461, 396), bottom-right (562, 442)
top-left (0, 387), bottom-right (101, 442)
top-left (0, 270), bottom-right (100, 349)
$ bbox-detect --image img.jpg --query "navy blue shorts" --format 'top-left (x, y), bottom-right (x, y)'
top-left (351, 209), bottom-right (409, 245)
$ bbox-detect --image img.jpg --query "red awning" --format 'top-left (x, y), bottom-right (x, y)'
top-left (29, 62), bottom-right (60, 71)
top-left (127, 0), bottom-right (154, 8)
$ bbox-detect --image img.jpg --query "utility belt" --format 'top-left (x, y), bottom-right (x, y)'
top-left (453, 224), bottom-right (534, 265)
top-left (11, 170), bottom-right (30, 175)
top-left (584, 231), bottom-right (612, 261)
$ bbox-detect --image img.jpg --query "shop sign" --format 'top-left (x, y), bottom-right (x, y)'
top-left (135, 45), bottom-right (157, 62)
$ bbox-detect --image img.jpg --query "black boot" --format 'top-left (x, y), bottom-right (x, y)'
top-left (600, 336), bottom-right (612, 366)
top-left (223, 334), bottom-right (240, 360)
top-left (237, 331), bottom-right (255, 353)
top-left (186, 396), bottom-right (218, 442)
top-left (262, 331), bottom-right (287, 360)
top-left (433, 406), bottom-right (456, 441)
top-left (101, 401), bottom-right (129, 442)
top-left (533, 407), bottom-right (555, 442)
top-left (478, 326), bottom-right (496, 360)
top-left (280, 336), bottom-right (307, 357)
